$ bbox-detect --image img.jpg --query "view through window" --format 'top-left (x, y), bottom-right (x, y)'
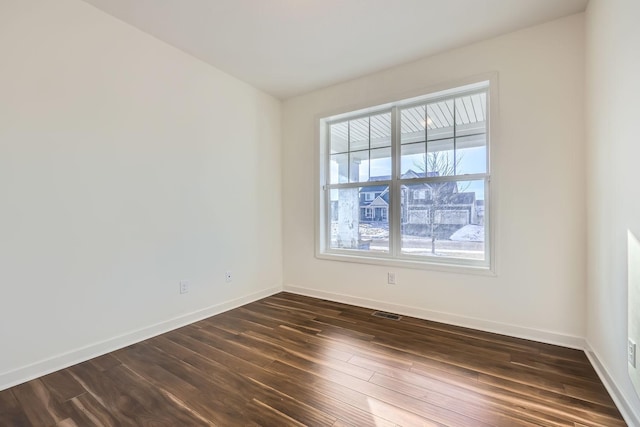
top-left (321, 81), bottom-right (491, 268)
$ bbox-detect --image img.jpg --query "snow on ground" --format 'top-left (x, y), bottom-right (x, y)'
top-left (359, 223), bottom-right (389, 238)
top-left (449, 224), bottom-right (484, 242)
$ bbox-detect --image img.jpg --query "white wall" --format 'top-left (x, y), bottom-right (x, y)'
top-left (0, 0), bottom-right (282, 389)
top-left (283, 15), bottom-right (586, 346)
top-left (585, 0), bottom-right (640, 422)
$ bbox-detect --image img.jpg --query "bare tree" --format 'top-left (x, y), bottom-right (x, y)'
top-left (413, 151), bottom-right (468, 254)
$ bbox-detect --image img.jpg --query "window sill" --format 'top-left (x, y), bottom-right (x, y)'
top-left (316, 250), bottom-right (496, 277)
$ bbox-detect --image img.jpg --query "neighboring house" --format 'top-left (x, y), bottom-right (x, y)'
top-left (357, 170), bottom-right (481, 237)
top-left (359, 185), bottom-right (390, 221)
top-left (404, 186), bottom-right (477, 225)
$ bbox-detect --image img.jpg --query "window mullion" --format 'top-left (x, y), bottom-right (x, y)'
top-left (324, 122), bottom-right (331, 251)
top-left (484, 176), bottom-right (491, 268)
top-left (391, 106), bottom-right (401, 258)
top-left (347, 120), bottom-right (351, 183)
top-left (398, 172), bottom-right (488, 185)
top-left (368, 116), bottom-right (371, 181)
top-left (453, 98), bottom-right (457, 175)
top-left (328, 181), bottom-right (392, 190)
top-left (425, 103), bottom-right (428, 176)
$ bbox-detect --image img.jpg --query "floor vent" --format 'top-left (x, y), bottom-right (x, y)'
top-left (372, 311), bottom-right (402, 321)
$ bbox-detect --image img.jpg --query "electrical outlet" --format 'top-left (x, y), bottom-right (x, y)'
top-left (629, 339), bottom-right (637, 368)
top-left (179, 280), bottom-right (189, 294)
top-left (225, 271), bottom-right (233, 283)
top-left (387, 272), bottom-right (396, 285)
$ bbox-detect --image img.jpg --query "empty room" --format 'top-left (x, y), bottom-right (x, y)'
top-left (1, 0), bottom-right (639, 425)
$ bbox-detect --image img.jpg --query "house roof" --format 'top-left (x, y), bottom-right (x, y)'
top-left (361, 185), bottom-right (389, 194)
top-left (361, 186), bottom-right (390, 206)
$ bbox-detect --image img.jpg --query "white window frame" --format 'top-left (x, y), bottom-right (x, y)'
top-left (316, 75), bottom-right (497, 275)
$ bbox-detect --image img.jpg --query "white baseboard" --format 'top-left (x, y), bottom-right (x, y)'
top-left (0, 285), bottom-right (282, 391)
top-left (283, 285), bottom-right (586, 349)
top-left (584, 342), bottom-right (640, 427)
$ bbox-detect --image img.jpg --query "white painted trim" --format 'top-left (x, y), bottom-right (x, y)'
top-left (284, 285), bottom-right (585, 349)
top-left (315, 252), bottom-right (496, 276)
top-left (0, 286), bottom-right (282, 392)
top-left (584, 341), bottom-right (640, 427)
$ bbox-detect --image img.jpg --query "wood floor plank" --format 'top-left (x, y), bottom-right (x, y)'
top-left (0, 292), bottom-right (627, 426)
top-left (98, 363), bottom-right (211, 426)
top-left (66, 362), bottom-right (148, 426)
top-left (40, 370), bottom-right (85, 403)
top-left (477, 374), bottom-right (626, 424)
top-left (56, 418), bottom-right (78, 427)
top-left (148, 336), bottom-right (338, 426)
top-left (113, 344), bottom-right (229, 425)
top-left (88, 353), bottom-right (122, 372)
top-left (244, 328), bottom-right (375, 381)
top-left (68, 393), bottom-right (119, 427)
top-left (12, 379), bottom-right (72, 427)
top-left (181, 322), bottom-right (285, 368)
top-left (265, 358), bottom-right (447, 427)
top-left (368, 371), bottom-right (562, 427)
top-left (168, 328), bottom-right (396, 427)
top-left (0, 388), bottom-right (32, 427)
top-left (246, 397), bottom-right (307, 427)
top-left (117, 341), bottom-right (250, 425)
top-left (563, 383), bottom-right (618, 408)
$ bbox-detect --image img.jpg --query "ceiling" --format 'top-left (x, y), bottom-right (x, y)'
top-left (81, 0), bottom-right (589, 99)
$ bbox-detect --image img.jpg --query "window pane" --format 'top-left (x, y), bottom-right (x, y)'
top-left (369, 147), bottom-right (392, 180)
top-left (455, 92), bottom-right (487, 175)
top-left (401, 180), bottom-right (485, 260)
top-left (349, 150), bottom-right (369, 183)
top-left (427, 100), bottom-right (454, 141)
top-left (330, 186), bottom-right (389, 252)
top-left (426, 141), bottom-right (455, 177)
top-left (330, 153), bottom-right (348, 184)
top-left (370, 112), bottom-right (391, 149)
top-left (401, 106), bottom-right (425, 145)
top-left (456, 93), bottom-right (486, 137)
top-left (456, 135), bottom-right (487, 175)
top-left (330, 122), bottom-right (348, 154)
top-left (455, 96), bottom-right (481, 127)
top-left (349, 117), bottom-right (369, 151)
top-left (401, 143), bottom-right (425, 176)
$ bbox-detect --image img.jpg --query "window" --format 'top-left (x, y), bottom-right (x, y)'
top-left (318, 79), bottom-right (492, 270)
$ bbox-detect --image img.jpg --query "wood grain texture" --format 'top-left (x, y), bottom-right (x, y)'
top-left (0, 292), bottom-right (626, 426)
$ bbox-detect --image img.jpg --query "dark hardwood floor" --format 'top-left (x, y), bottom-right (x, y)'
top-left (0, 292), bottom-right (626, 426)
